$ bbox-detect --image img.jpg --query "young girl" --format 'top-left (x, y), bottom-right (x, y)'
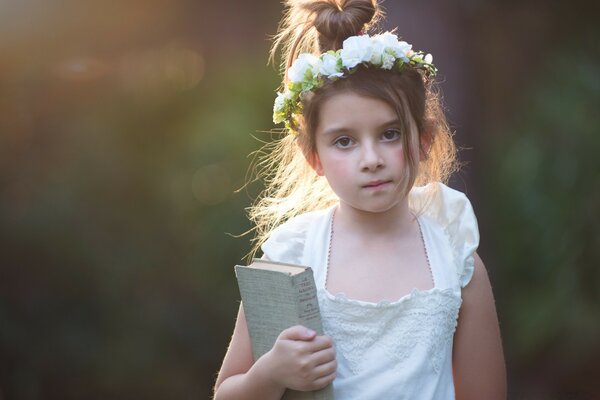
top-left (214, 0), bottom-right (506, 398)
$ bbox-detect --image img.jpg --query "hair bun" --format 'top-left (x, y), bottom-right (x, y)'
top-left (270, 0), bottom-right (382, 78)
top-left (306, 0), bottom-right (379, 51)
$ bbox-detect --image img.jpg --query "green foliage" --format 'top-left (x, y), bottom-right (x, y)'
top-left (0, 53), bottom-right (279, 398)
top-left (484, 35), bottom-right (600, 374)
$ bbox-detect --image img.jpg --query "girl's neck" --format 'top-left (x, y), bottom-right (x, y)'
top-left (336, 199), bottom-right (414, 238)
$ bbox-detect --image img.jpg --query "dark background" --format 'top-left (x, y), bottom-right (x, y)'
top-left (1, 0), bottom-right (599, 398)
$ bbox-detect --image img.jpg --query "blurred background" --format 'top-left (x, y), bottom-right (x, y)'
top-left (1, 0), bottom-right (598, 398)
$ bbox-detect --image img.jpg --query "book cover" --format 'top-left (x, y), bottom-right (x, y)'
top-left (234, 259), bottom-right (334, 400)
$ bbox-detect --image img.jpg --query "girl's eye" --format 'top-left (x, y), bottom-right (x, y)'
top-left (334, 136), bottom-right (354, 148)
top-left (382, 129), bottom-right (401, 141)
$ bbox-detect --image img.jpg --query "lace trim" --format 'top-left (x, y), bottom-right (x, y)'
top-left (325, 206), bottom-right (335, 288)
top-left (415, 213), bottom-right (435, 288)
top-left (320, 287), bottom-right (461, 375)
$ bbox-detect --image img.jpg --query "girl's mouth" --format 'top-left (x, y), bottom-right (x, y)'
top-left (363, 180), bottom-right (391, 188)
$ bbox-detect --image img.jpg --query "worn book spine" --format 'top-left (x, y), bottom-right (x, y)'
top-left (235, 265), bottom-right (334, 400)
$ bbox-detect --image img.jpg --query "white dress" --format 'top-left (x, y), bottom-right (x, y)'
top-left (261, 182), bottom-right (479, 400)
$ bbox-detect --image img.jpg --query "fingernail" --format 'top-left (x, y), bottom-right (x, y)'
top-left (305, 328), bottom-right (315, 336)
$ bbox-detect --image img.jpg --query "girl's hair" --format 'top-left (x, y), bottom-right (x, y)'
top-left (247, 0), bottom-right (458, 259)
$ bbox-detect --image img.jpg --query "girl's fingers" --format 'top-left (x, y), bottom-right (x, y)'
top-left (310, 346), bottom-right (336, 366)
top-left (312, 358), bottom-right (337, 378)
top-left (287, 334), bottom-right (333, 357)
top-left (307, 335), bottom-right (334, 352)
top-left (310, 368), bottom-right (337, 390)
top-left (279, 325), bottom-right (317, 341)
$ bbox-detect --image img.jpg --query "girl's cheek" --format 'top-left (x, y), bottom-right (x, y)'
top-left (322, 154), bottom-right (353, 177)
top-left (393, 147), bottom-right (406, 162)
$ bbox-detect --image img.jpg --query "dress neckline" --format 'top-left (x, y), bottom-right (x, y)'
top-left (321, 205), bottom-right (438, 307)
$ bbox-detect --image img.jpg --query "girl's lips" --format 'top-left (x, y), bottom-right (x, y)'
top-left (363, 180), bottom-right (391, 188)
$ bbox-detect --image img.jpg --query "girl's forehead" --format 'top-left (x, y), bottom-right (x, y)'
top-left (316, 92), bottom-right (401, 133)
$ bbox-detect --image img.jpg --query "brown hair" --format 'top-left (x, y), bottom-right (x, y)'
top-left (270, 0), bottom-right (382, 73)
top-left (247, 0), bottom-right (458, 259)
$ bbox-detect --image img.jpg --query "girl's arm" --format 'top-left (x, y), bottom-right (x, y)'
top-left (213, 304), bottom-right (337, 400)
top-left (453, 253), bottom-right (507, 400)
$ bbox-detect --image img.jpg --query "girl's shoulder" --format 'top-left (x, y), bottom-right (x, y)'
top-left (261, 207), bottom-right (333, 265)
top-left (409, 182), bottom-right (480, 288)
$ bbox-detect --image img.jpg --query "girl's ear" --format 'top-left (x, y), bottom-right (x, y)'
top-left (305, 151), bottom-right (324, 176)
top-left (297, 136), bottom-right (324, 176)
top-left (419, 119), bottom-right (434, 161)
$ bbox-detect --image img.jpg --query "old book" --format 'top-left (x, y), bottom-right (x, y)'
top-left (234, 259), bottom-right (334, 400)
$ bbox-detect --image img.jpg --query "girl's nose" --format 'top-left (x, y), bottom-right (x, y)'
top-left (360, 143), bottom-right (384, 171)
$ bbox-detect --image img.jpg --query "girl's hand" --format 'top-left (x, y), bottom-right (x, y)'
top-left (257, 325), bottom-right (337, 392)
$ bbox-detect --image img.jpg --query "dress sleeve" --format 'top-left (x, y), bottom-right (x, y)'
top-left (260, 213), bottom-right (313, 265)
top-left (411, 182), bottom-right (480, 288)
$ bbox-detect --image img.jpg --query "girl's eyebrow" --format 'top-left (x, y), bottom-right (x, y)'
top-left (379, 118), bottom-right (402, 129)
top-left (321, 118), bottom-right (402, 137)
top-left (321, 126), bottom-right (350, 137)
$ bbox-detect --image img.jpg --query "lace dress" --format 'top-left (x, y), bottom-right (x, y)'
top-left (261, 182), bottom-right (479, 400)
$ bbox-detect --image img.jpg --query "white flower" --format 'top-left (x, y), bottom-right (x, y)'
top-left (373, 32), bottom-right (400, 54)
top-left (273, 92), bottom-right (285, 112)
top-left (376, 33), bottom-right (412, 57)
top-left (395, 40), bottom-right (412, 62)
top-left (381, 53), bottom-right (396, 70)
top-left (424, 53), bottom-right (433, 64)
top-left (369, 39), bottom-right (386, 66)
top-left (288, 53), bottom-right (320, 83)
top-left (319, 53), bottom-right (343, 78)
top-left (340, 35), bottom-right (373, 69)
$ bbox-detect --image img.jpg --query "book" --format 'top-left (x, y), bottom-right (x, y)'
top-left (234, 258), bottom-right (334, 400)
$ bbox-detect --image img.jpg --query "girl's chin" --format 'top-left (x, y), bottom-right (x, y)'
top-left (339, 199), bottom-right (408, 215)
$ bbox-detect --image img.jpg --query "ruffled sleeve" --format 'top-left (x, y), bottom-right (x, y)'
top-left (410, 182), bottom-right (480, 288)
top-left (260, 212), bottom-right (314, 265)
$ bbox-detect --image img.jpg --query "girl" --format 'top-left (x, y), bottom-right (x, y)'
top-left (214, 0), bottom-right (506, 398)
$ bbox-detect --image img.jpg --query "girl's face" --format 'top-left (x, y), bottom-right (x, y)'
top-left (310, 91), bottom-right (418, 215)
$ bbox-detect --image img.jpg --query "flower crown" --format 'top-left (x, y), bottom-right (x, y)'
top-left (273, 32), bottom-right (437, 133)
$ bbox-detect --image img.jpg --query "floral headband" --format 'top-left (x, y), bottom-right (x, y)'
top-left (273, 32), bottom-right (437, 133)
